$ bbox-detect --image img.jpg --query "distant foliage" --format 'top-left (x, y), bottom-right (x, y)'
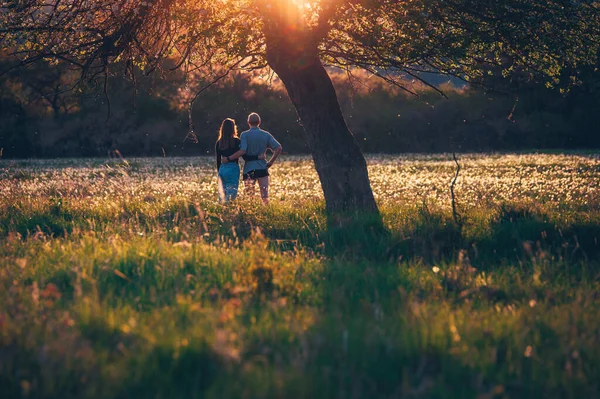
top-left (1, 62), bottom-right (599, 157)
top-left (1, 0), bottom-right (599, 159)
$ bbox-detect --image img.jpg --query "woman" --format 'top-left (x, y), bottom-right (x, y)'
top-left (215, 118), bottom-right (261, 202)
top-left (215, 118), bottom-right (242, 202)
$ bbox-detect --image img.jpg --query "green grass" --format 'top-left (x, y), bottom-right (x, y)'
top-left (1, 154), bottom-right (599, 398)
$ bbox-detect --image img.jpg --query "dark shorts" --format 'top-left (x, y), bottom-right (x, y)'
top-left (243, 169), bottom-right (269, 181)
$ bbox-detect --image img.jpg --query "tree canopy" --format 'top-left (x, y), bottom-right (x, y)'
top-left (2, 1), bottom-right (598, 88)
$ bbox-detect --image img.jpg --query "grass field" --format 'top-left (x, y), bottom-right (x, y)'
top-left (1, 153), bottom-right (600, 398)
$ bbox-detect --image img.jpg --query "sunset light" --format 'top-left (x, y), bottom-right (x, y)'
top-left (2, 0), bottom-right (600, 397)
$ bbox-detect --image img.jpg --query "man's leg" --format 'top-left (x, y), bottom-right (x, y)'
top-left (244, 176), bottom-right (256, 197)
top-left (258, 176), bottom-right (269, 205)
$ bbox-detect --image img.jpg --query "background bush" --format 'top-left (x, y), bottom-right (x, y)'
top-left (1, 59), bottom-right (599, 158)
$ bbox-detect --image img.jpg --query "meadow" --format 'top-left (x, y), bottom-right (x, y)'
top-left (1, 153), bottom-right (599, 398)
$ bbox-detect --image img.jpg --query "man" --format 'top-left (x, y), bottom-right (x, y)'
top-left (222, 112), bottom-right (282, 204)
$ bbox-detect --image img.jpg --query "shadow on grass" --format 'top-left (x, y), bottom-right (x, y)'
top-left (4, 213), bottom-right (599, 398)
top-left (4, 198), bottom-right (600, 274)
top-left (1, 320), bottom-right (226, 399)
top-left (0, 204), bottom-right (76, 238)
top-left (249, 203), bottom-right (600, 270)
top-left (116, 343), bottom-right (225, 399)
top-left (474, 204), bottom-right (600, 269)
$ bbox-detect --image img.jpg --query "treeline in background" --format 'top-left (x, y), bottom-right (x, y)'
top-left (1, 55), bottom-right (599, 158)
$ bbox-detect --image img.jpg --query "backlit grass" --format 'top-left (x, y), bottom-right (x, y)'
top-left (1, 154), bottom-right (599, 398)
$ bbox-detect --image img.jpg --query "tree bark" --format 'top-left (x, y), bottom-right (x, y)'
top-left (266, 40), bottom-right (381, 224)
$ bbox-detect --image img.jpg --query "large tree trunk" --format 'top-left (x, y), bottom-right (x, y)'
top-left (266, 40), bottom-right (381, 224)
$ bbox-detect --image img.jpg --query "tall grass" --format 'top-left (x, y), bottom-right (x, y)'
top-left (1, 154), bottom-right (599, 398)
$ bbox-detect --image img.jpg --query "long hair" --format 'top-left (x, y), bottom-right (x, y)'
top-left (217, 118), bottom-right (238, 150)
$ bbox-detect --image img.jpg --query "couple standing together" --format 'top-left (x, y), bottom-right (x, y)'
top-left (215, 112), bottom-right (282, 204)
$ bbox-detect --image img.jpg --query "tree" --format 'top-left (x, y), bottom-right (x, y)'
top-left (0, 56), bottom-right (80, 118)
top-left (2, 0), bottom-right (599, 222)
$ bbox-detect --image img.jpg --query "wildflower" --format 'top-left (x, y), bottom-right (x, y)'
top-left (529, 299), bottom-right (537, 308)
top-left (41, 283), bottom-right (61, 301)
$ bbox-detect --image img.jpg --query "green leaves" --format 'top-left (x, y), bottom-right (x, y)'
top-left (322, 0), bottom-right (600, 90)
top-left (1, 0), bottom-right (598, 94)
